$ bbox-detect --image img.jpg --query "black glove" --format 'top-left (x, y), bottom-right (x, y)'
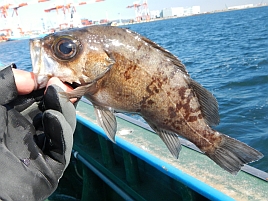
top-left (0, 85), bottom-right (76, 201)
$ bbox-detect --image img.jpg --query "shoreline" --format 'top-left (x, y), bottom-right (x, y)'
top-left (118, 4), bottom-right (268, 26)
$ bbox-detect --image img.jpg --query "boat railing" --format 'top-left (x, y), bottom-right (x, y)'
top-left (50, 97), bottom-right (268, 201)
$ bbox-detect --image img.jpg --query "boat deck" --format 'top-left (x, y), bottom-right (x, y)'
top-left (48, 99), bottom-right (268, 201)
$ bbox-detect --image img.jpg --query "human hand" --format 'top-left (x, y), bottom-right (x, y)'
top-left (12, 68), bottom-right (76, 101)
top-left (0, 66), bottom-right (76, 200)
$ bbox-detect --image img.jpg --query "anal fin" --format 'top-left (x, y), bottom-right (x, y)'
top-left (94, 105), bottom-right (117, 143)
top-left (145, 120), bottom-right (182, 158)
top-left (158, 130), bottom-right (182, 159)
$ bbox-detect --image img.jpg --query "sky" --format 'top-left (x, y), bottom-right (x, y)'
top-left (1, 0), bottom-right (268, 30)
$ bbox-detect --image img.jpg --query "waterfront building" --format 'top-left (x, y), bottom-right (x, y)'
top-left (150, 10), bottom-right (161, 19)
top-left (228, 4), bottom-right (254, 10)
top-left (161, 7), bottom-right (184, 18)
top-left (183, 6), bottom-right (200, 16)
top-left (160, 6), bottom-right (200, 18)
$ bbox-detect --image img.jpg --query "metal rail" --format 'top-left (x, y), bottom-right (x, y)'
top-left (72, 150), bottom-right (135, 201)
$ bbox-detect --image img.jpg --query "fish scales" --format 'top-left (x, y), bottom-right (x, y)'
top-left (30, 25), bottom-right (263, 174)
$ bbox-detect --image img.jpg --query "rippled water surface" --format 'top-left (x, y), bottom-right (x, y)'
top-left (0, 6), bottom-right (267, 172)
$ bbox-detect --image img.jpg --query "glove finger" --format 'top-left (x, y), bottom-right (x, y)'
top-left (6, 109), bottom-right (42, 161)
top-left (43, 110), bottom-right (73, 169)
top-left (44, 85), bottom-right (76, 132)
top-left (0, 106), bottom-right (7, 139)
top-left (4, 87), bottom-right (44, 113)
top-left (12, 89), bottom-right (45, 112)
top-left (0, 65), bottom-right (18, 105)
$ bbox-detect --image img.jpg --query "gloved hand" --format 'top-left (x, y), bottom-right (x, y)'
top-left (0, 84), bottom-right (76, 201)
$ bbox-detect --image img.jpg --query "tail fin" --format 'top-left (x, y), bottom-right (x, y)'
top-left (205, 134), bottom-right (263, 175)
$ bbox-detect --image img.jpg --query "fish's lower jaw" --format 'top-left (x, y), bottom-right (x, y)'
top-left (205, 134), bottom-right (263, 175)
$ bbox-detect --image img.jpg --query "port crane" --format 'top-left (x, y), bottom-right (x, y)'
top-left (0, 0), bottom-right (50, 38)
top-left (0, 0), bottom-right (49, 17)
top-left (127, 0), bottom-right (149, 22)
top-left (44, 0), bottom-right (104, 29)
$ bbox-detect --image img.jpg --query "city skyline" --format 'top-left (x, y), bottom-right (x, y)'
top-left (0, 0), bottom-right (267, 30)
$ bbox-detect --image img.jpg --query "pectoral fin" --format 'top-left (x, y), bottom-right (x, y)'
top-left (64, 82), bottom-right (98, 99)
top-left (145, 119), bottom-right (182, 158)
top-left (94, 105), bottom-right (117, 143)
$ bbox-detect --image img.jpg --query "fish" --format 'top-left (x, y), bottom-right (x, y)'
top-left (29, 25), bottom-right (263, 175)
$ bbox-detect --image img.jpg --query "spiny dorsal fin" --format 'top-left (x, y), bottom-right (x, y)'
top-left (124, 28), bottom-right (188, 75)
top-left (93, 105), bottom-right (117, 143)
top-left (141, 36), bottom-right (188, 75)
top-left (190, 79), bottom-right (220, 126)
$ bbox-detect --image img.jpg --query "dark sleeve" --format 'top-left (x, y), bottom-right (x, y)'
top-left (0, 65), bottom-right (18, 105)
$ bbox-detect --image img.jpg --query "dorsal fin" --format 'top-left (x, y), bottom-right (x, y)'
top-left (190, 79), bottom-right (220, 126)
top-left (124, 28), bottom-right (188, 75)
top-left (141, 36), bottom-right (188, 75)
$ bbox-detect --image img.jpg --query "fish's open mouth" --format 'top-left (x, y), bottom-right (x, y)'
top-left (64, 81), bottom-right (81, 89)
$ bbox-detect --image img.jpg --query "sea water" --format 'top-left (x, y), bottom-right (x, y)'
top-left (0, 6), bottom-right (267, 172)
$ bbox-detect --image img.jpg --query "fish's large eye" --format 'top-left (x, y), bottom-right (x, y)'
top-left (53, 37), bottom-right (78, 60)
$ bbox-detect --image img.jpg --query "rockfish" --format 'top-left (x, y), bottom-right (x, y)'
top-left (30, 26), bottom-right (263, 174)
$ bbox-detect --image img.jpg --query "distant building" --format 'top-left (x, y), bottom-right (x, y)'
top-left (160, 6), bottom-right (200, 18)
top-left (150, 10), bottom-right (161, 19)
top-left (161, 7), bottom-right (184, 18)
top-left (192, 6), bottom-right (201, 14)
top-left (228, 4), bottom-right (254, 10)
top-left (184, 6), bottom-right (200, 16)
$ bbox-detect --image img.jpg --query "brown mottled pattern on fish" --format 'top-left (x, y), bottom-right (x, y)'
top-left (30, 25), bottom-right (263, 174)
